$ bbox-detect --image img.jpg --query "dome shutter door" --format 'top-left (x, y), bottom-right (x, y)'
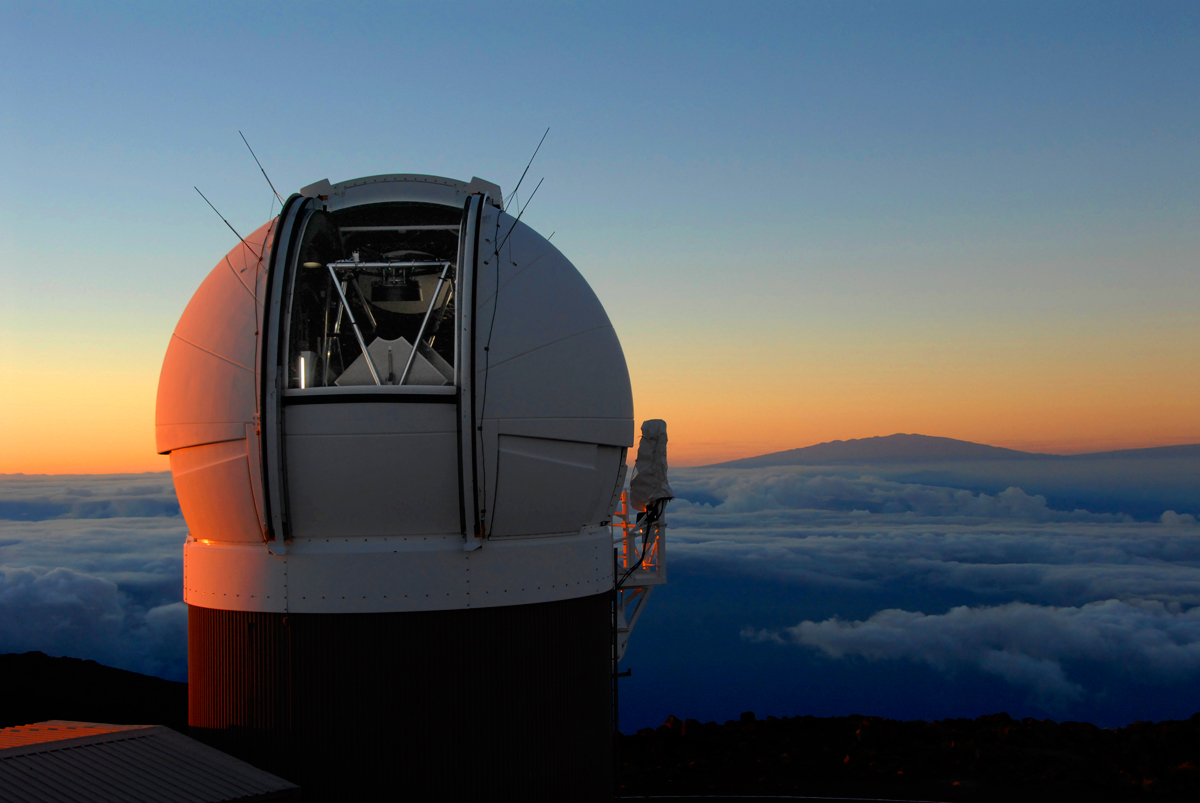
top-left (458, 194), bottom-right (485, 547)
top-left (261, 194), bottom-right (314, 547)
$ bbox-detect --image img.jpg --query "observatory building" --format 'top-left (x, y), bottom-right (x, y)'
top-left (156, 173), bottom-right (669, 800)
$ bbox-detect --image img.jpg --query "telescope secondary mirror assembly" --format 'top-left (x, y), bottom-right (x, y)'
top-left (156, 174), bottom-right (669, 801)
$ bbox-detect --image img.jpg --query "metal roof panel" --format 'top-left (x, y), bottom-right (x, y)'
top-left (0, 722), bottom-right (298, 802)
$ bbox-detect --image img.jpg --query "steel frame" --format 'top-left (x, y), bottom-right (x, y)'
top-left (612, 489), bottom-right (667, 661)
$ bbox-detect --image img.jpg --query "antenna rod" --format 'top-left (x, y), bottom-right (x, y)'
top-left (195, 187), bottom-right (261, 259)
top-left (497, 176), bottom-right (543, 254)
top-left (240, 131), bottom-right (284, 203)
top-left (505, 127), bottom-right (548, 208)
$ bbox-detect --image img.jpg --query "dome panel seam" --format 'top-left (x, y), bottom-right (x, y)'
top-left (170, 334), bottom-right (255, 373)
top-left (477, 324), bottom-right (615, 372)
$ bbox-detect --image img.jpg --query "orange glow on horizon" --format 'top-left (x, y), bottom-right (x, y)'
top-left (3, 277), bottom-right (1197, 475)
top-left (622, 314), bottom-right (1200, 466)
top-left (3, 354), bottom-right (1197, 474)
top-left (1, 339), bottom-right (170, 475)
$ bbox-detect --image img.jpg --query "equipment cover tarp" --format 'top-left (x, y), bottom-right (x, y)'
top-left (630, 419), bottom-right (673, 511)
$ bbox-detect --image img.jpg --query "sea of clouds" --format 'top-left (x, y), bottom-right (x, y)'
top-left (621, 466), bottom-right (1200, 728)
top-left (0, 474), bottom-right (187, 680)
top-left (669, 470), bottom-right (1200, 610)
top-left (3, 464), bottom-right (1200, 724)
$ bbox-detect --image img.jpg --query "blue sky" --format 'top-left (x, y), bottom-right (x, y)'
top-left (6, 2), bottom-right (1196, 270)
top-left (3, 1), bottom-right (1199, 470)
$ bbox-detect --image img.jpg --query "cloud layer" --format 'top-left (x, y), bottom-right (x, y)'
top-left (0, 473), bottom-right (187, 679)
top-left (665, 466), bottom-right (1200, 704)
top-left (0, 473), bottom-right (180, 520)
top-left (746, 599), bottom-right (1200, 704)
top-left (5, 464), bottom-right (1200, 708)
top-left (672, 467), bottom-right (1139, 521)
top-left (0, 566), bottom-right (186, 679)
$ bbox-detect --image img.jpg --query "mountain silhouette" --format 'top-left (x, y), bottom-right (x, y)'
top-left (709, 433), bottom-right (1200, 468)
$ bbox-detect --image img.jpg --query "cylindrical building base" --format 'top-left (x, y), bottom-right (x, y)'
top-left (189, 593), bottom-right (614, 802)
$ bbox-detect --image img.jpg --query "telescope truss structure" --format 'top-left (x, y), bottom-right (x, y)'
top-left (613, 488), bottom-right (667, 662)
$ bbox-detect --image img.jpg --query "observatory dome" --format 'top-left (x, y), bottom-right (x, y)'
top-left (158, 171), bottom-right (667, 801)
top-left (158, 174), bottom-right (634, 614)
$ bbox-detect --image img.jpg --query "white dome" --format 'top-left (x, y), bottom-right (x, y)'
top-left (159, 175), bottom-right (633, 614)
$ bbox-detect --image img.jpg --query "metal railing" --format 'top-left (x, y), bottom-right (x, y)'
top-left (613, 488), bottom-right (666, 661)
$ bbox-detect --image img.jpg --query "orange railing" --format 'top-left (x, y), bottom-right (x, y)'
top-left (613, 490), bottom-right (662, 577)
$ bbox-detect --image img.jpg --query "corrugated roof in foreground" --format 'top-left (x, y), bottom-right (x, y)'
top-left (0, 720), bottom-right (300, 802)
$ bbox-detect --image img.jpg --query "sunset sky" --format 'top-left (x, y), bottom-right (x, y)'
top-left (2, 1), bottom-right (1197, 473)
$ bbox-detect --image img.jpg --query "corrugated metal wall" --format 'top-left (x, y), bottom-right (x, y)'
top-left (189, 593), bottom-right (613, 802)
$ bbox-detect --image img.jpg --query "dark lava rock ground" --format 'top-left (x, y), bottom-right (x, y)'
top-left (5, 652), bottom-right (1199, 800)
top-left (619, 711), bottom-right (1200, 801)
top-left (0, 651), bottom-right (187, 732)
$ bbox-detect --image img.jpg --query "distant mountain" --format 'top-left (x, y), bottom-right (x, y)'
top-left (708, 433), bottom-right (1200, 468)
top-left (709, 434), bottom-right (1048, 468)
top-left (1070, 443), bottom-right (1200, 460)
